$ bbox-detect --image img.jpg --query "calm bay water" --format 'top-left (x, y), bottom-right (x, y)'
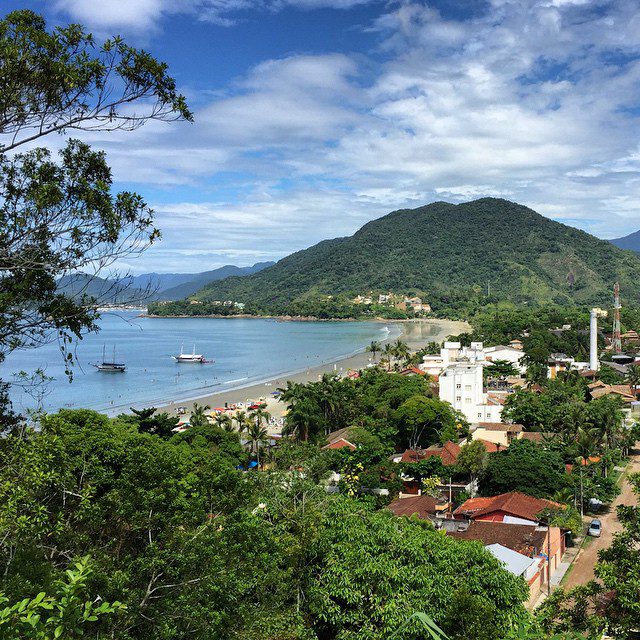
top-left (1, 312), bottom-right (399, 415)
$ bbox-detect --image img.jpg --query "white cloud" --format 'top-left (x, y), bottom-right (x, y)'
top-left (54, 0), bottom-right (375, 32)
top-left (51, 0), bottom-right (640, 270)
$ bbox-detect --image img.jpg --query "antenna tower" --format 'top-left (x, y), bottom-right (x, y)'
top-left (612, 282), bottom-right (622, 354)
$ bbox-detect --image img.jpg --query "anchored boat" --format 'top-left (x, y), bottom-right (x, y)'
top-left (172, 344), bottom-right (207, 363)
top-left (92, 345), bottom-right (126, 372)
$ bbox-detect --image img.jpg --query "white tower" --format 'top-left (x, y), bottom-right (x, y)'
top-left (590, 308), bottom-right (607, 371)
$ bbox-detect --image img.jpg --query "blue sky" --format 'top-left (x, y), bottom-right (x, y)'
top-left (5, 0), bottom-right (640, 273)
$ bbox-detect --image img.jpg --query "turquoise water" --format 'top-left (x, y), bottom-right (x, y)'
top-left (1, 312), bottom-right (399, 415)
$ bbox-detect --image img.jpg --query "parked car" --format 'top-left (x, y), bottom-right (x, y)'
top-left (588, 518), bottom-right (602, 537)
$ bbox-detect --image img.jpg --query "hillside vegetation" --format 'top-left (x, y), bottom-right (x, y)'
top-left (188, 199), bottom-right (640, 314)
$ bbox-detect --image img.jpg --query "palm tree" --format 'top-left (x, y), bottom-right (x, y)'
top-left (366, 340), bottom-right (381, 363)
top-left (282, 397), bottom-right (317, 442)
top-left (247, 421), bottom-right (269, 467)
top-left (234, 410), bottom-right (251, 434)
top-left (382, 343), bottom-right (394, 371)
top-left (189, 403), bottom-right (211, 427)
top-left (214, 413), bottom-right (234, 431)
top-left (394, 339), bottom-right (410, 367)
top-left (249, 407), bottom-right (271, 431)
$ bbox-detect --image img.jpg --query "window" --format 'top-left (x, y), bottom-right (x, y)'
top-left (465, 398), bottom-right (472, 404)
top-left (465, 385), bottom-right (472, 391)
top-left (478, 413), bottom-right (482, 418)
top-left (456, 383), bottom-right (461, 389)
top-left (456, 396), bottom-right (461, 402)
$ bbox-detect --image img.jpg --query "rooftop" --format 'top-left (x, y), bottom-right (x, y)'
top-left (400, 440), bottom-right (462, 465)
top-left (454, 491), bottom-right (564, 523)
top-left (485, 543), bottom-right (539, 576)
top-left (448, 520), bottom-right (547, 556)
top-left (387, 495), bottom-right (439, 519)
top-left (476, 422), bottom-right (524, 432)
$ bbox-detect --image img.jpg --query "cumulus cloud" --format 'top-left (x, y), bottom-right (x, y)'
top-left (52, 0), bottom-right (640, 271)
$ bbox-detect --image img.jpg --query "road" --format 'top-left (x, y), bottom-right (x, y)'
top-left (563, 447), bottom-right (640, 589)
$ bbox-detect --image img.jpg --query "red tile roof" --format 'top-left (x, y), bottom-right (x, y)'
top-left (322, 438), bottom-right (356, 451)
top-left (387, 495), bottom-right (438, 519)
top-left (476, 439), bottom-right (503, 453)
top-left (477, 422), bottom-right (524, 432)
top-left (448, 521), bottom-right (547, 557)
top-left (486, 393), bottom-right (508, 406)
top-left (400, 367), bottom-right (427, 376)
top-left (518, 432), bottom-right (553, 443)
top-left (400, 449), bottom-right (423, 463)
top-left (454, 492), bottom-right (564, 522)
top-left (400, 441), bottom-right (461, 465)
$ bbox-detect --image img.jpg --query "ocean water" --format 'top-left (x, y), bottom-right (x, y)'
top-left (1, 312), bottom-right (400, 415)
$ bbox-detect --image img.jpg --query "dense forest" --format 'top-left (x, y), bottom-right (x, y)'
top-left (181, 198), bottom-right (640, 316)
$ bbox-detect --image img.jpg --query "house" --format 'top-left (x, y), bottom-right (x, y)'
top-left (470, 422), bottom-right (524, 447)
top-left (484, 344), bottom-right (526, 372)
top-left (387, 495), bottom-right (440, 519)
top-left (485, 543), bottom-right (539, 580)
top-left (518, 431), bottom-right (554, 444)
top-left (547, 353), bottom-right (574, 378)
top-left (588, 381), bottom-right (636, 403)
top-left (397, 441), bottom-right (462, 466)
top-left (323, 438), bottom-right (356, 451)
top-left (323, 426), bottom-right (358, 450)
top-left (454, 491), bottom-right (564, 525)
top-left (475, 438), bottom-right (504, 453)
top-left (509, 339), bottom-right (524, 351)
top-left (399, 366), bottom-right (427, 376)
top-left (404, 296), bottom-right (431, 313)
top-left (447, 520), bottom-right (563, 605)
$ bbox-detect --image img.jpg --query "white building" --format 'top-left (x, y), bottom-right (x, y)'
top-left (484, 345), bottom-right (526, 373)
top-left (421, 341), bottom-right (526, 377)
top-left (439, 362), bottom-right (504, 424)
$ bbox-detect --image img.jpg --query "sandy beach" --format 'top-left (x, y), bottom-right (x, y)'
top-left (161, 317), bottom-right (469, 428)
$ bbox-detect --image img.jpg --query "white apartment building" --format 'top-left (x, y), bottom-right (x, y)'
top-left (421, 341), bottom-right (526, 377)
top-left (439, 362), bottom-right (504, 424)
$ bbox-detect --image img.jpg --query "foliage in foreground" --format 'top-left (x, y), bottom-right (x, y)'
top-left (0, 409), bottom-right (529, 640)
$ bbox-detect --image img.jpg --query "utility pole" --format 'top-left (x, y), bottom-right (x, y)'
top-left (547, 529), bottom-right (551, 596)
top-left (580, 467), bottom-right (584, 519)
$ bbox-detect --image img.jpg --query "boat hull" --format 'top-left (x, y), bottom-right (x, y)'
top-left (93, 364), bottom-right (126, 372)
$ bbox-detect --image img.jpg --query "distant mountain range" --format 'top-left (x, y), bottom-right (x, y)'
top-left (57, 262), bottom-right (275, 304)
top-left (609, 230), bottom-right (640, 253)
top-left (191, 198), bottom-right (640, 311)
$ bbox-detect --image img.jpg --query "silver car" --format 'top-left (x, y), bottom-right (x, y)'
top-left (588, 519), bottom-right (602, 537)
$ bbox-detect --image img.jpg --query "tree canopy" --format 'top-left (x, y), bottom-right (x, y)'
top-left (0, 10), bottom-right (190, 424)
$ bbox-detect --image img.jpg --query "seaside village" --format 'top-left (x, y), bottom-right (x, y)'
top-left (174, 300), bottom-right (640, 611)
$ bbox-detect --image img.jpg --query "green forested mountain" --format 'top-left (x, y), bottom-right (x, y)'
top-left (192, 199), bottom-right (640, 313)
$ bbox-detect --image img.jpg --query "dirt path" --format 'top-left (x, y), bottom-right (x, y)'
top-left (563, 447), bottom-right (640, 589)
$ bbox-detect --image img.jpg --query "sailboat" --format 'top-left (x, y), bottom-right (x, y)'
top-left (92, 345), bottom-right (126, 372)
top-left (172, 344), bottom-right (206, 363)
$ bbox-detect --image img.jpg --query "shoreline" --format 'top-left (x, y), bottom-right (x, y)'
top-left (149, 317), bottom-right (469, 423)
top-left (139, 313), bottom-right (443, 322)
